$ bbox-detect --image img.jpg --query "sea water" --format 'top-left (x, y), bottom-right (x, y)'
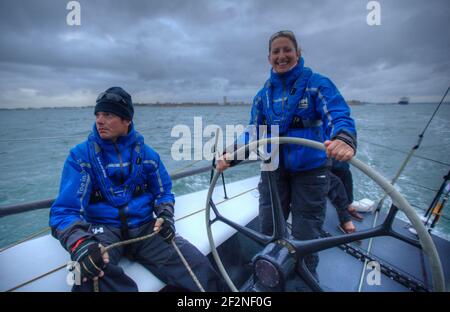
top-left (0, 103), bottom-right (449, 248)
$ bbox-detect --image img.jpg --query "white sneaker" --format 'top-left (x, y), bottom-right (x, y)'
top-left (351, 198), bottom-right (376, 212)
top-left (408, 227), bottom-right (417, 235)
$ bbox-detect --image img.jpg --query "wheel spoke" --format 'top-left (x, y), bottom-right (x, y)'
top-left (266, 171), bottom-right (288, 240)
top-left (216, 214), bottom-right (273, 245)
top-left (288, 227), bottom-right (385, 255)
top-left (209, 198), bottom-right (272, 245)
top-left (297, 260), bottom-right (323, 292)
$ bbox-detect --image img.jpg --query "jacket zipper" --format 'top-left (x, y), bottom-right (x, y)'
top-left (287, 140), bottom-right (292, 169)
top-left (281, 78), bottom-right (286, 113)
top-left (113, 142), bottom-right (125, 184)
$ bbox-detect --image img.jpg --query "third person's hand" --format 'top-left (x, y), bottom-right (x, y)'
top-left (216, 153), bottom-right (231, 172)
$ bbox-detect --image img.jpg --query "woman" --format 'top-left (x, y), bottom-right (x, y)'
top-left (217, 30), bottom-right (357, 280)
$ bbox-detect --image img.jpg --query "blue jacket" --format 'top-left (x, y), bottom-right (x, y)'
top-left (249, 58), bottom-right (356, 172)
top-left (49, 123), bottom-right (174, 250)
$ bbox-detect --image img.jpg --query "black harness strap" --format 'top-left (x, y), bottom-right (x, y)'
top-left (89, 184), bottom-right (149, 240)
top-left (89, 183), bottom-right (148, 204)
top-left (290, 116), bottom-right (322, 129)
top-left (118, 206), bottom-right (130, 240)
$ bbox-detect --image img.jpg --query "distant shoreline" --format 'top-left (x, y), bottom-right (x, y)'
top-left (0, 102), bottom-right (252, 110)
top-left (0, 101), bottom-right (447, 110)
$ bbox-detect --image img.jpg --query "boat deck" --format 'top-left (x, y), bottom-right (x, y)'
top-left (319, 201), bottom-right (450, 291)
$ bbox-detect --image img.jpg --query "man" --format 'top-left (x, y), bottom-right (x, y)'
top-left (50, 87), bottom-right (224, 292)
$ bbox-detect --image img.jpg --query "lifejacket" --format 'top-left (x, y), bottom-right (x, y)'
top-left (257, 58), bottom-right (328, 171)
top-left (87, 126), bottom-right (146, 238)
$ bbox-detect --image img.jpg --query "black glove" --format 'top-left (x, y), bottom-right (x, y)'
top-left (70, 239), bottom-right (106, 280)
top-left (157, 210), bottom-right (176, 243)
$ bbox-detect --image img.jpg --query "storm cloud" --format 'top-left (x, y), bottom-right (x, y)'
top-left (0, 0), bottom-right (449, 108)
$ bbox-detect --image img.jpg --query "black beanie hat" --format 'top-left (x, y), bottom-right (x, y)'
top-left (95, 87), bottom-right (134, 120)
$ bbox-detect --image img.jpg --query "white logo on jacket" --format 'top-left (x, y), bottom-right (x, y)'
top-left (92, 227), bottom-right (104, 234)
top-left (298, 97), bottom-right (308, 109)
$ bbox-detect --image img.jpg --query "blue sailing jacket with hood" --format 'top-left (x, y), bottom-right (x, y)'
top-left (49, 123), bottom-right (174, 250)
top-left (248, 57), bottom-right (356, 172)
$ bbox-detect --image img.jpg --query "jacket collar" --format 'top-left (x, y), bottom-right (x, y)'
top-left (90, 122), bottom-right (140, 150)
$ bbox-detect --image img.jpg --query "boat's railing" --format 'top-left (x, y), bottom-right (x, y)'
top-left (0, 160), bottom-right (258, 218)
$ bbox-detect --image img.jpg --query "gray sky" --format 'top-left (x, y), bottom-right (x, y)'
top-left (0, 0), bottom-right (449, 108)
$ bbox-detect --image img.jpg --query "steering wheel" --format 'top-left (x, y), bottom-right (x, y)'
top-left (205, 137), bottom-right (445, 292)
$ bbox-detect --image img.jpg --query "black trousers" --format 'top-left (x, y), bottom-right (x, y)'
top-left (328, 172), bottom-right (351, 224)
top-left (258, 166), bottom-right (329, 275)
top-left (331, 167), bottom-right (354, 203)
top-left (72, 222), bottom-right (226, 292)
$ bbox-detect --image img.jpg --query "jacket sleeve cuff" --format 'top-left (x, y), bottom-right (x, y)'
top-left (51, 220), bottom-right (95, 252)
top-left (332, 131), bottom-right (357, 155)
top-left (222, 141), bottom-right (250, 167)
top-left (154, 202), bottom-right (174, 217)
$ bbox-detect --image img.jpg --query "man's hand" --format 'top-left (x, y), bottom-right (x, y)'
top-left (216, 153), bottom-right (231, 172)
top-left (324, 139), bottom-right (355, 162)
top-left (71, 239), bottom-right (109, 283)
top-left (154, 211), bottom-right (176, 243)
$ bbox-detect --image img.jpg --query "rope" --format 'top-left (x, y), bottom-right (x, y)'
top-left (359, 139), bottom-right (450, 167)
top-left (171, 159), bottom-right (206, 175)
top-left (103, 231), bottom-right (159, 252)
top-left (420, 86), bottom-right (450, 136)
top-left (6, 263), bottom-right (67, 292)
top-left (171, 239), bottom-right (205, 292)
top-left (6, 230), bottom-right (204, 293)
top-left (400, 181), bottom-right (439, 193)
top-left (92, 186), bottom-right (260, 292)
top-left (90, 232), bottom-right (159, 292)
top-left (0, 135), bottom-right (85, 143)
top-left (13, 229), bottom-right (206, 293)
top-left (91, 230), bottom-right (205, 292)
top-left (0, 227), bottom-right (51, 253)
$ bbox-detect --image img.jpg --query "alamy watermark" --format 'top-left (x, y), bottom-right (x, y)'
top-left (366, 261), bottom-right (381, 286)
top-left (66, 261), bottom-right (81, 286)
top-left (366, 1), bottom-right (381, 26)
top-left (170, 117), bottom-right (280, 171)
top-left (66, 1), bottom-right (81, 26)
